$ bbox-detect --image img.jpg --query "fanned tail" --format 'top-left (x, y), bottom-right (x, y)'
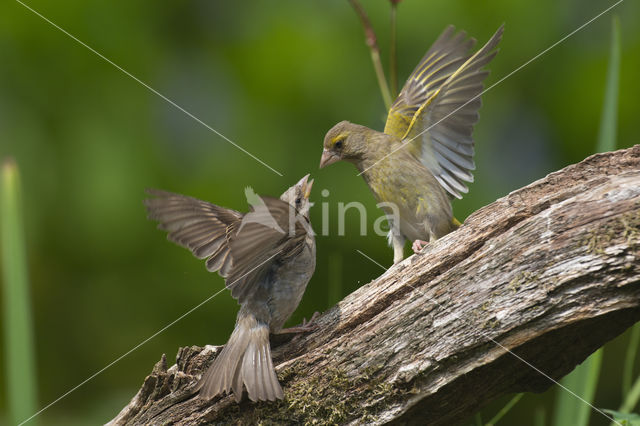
top-left (197, 313), bottom-right (283, 403)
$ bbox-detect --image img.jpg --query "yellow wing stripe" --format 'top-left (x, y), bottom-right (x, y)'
top-left (401, 30), bottom-right (500, 141)
top-left (384, 26), bottom-right (474, 139)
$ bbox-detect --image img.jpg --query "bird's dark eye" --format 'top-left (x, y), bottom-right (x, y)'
top-left (295, 197), bottom-right (302, 205)
top-left (334, 140), bottom-right (343, 149)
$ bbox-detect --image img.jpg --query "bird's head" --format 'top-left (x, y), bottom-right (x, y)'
top-left (320, 121), bottom-right (370, 168)
top-left (280, 174), bottom-right (314, 217)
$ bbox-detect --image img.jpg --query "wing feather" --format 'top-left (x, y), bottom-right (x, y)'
top-left (146, 190), bottom-right (312, 305)
top-left (400, 25), bottom-right (503, 198)
top-left (144, 189), bottom-right (242, 272)
top-left (437, 170), bottom-right (469, 195)
top-left (433, 143), bottom-right (474, 175)
top-left (225, 197), bottom-right (310, 304)
top-left (384, 25), bottom-right (479, 139)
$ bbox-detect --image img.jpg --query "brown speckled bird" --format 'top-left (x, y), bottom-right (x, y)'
top-left (144, 175), bottom-right (315, 402)
top-left (320, 25), bottom-right (503, 263)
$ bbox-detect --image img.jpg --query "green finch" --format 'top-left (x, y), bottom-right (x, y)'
top-left (144, 175), bottom-right (316, 402)
top-left (320, 25), bottom-right (503, 263)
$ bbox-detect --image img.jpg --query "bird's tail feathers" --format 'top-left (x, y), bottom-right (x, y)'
top-left (197, 314), bottom-right (282, 403)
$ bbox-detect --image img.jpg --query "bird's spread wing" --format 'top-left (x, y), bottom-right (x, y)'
top-left (225, 196), bottom-right (309, 304)
top-left (145, 189), bottom-right (310, 305)
top-left (384, 25), bottom-right (477, 139)
top-left (386, 25), bottom-right (503, 199)
top-left (145, 189), bottom-right (243, 277)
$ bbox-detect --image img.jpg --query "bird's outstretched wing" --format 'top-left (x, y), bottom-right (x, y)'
top-left (144, 189), bottom-right (242, 276)
top-left (145, 190), bottom-right (309, 305)
top-left (384, 25), bottom-right (477, 139)
top-left (385, 25), bottom-right (503, 199)
top-left (226, 196), bottom-right (309, 304)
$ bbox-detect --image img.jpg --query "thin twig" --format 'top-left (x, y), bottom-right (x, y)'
top-left (389, 0), bottom-right (400, 98)
top-left (348, 0), bottom-right (392, 110)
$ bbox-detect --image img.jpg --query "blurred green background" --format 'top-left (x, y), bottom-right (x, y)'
top-left (1, 0), bottom-right (639, 424)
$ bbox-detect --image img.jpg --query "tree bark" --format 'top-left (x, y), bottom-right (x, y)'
top-left (109, 146), bottom-right (640, 425)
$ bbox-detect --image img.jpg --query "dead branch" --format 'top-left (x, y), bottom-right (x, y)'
top-left (109, 145), bottom-right (640, 425)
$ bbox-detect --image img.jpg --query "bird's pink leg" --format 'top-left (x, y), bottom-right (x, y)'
top-left (412, 239), bottom-right (429, 254)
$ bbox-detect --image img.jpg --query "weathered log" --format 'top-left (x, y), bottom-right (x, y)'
top-left (109, 145), bottom-right (640, 425)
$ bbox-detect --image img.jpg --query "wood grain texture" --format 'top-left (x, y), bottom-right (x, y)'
top-left (109, 145), bottom-right (640, 425)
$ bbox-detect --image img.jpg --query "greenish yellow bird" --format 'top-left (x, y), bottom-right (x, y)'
top-left (320, 25), bottom-right (503, 263)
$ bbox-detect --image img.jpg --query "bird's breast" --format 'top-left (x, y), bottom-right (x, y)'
top-left (267, 239), bottom-right (316, 331)
top-left (362, 154), bottom-right (453, 241)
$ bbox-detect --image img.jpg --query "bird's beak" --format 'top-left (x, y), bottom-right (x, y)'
top-left (296, 174), bottom-right (314, 199)
top-left (304, 179), bottom-right (314, 199)
top-left (319, 149), bottom-right (340, 169)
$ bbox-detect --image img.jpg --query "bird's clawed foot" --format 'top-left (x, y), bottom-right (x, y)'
top-left (276, 311), bottom-right (321, 334)
top-left (412, 239), bottom-right (429, 254)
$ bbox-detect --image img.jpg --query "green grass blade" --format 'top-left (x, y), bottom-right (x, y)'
top-left (534, 406), bottom-right (547, 426)
top-left (486, 393), bottom-right (523, 425)
top-left (552, 348), bottom-right (603, 426)
top-left (620, 374), bottom-right (640, 414)
top-left (623, 323), bottom-right (640, 395)
top-left (475, 412), bottom-right (483, 426)
top-left (1, 158), bottom-right (38, 425)
top-left (596, 15), bottom-right (621, 153)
